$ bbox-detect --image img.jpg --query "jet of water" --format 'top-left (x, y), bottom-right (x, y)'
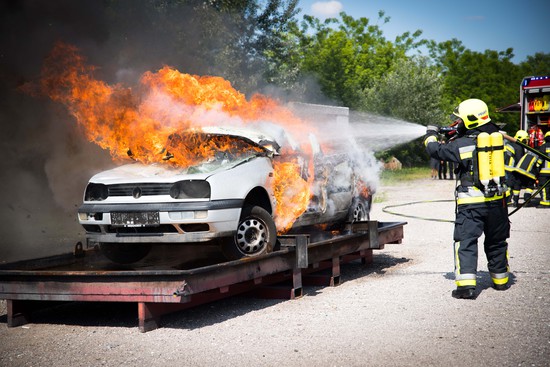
top-left (351, 113), bottom-right (426, 151)
top-left (315, 111), bottom-right (426, 152)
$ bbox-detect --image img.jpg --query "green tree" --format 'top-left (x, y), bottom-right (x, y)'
top-left (427, 39), bottom-right (523, 132)
top-left (105, 0), bottom-right (299, 93)
top-left (264, 12), bottom-right (440, 166)
top-left (360, 57), bottom-right (448, 167)
top-left (361, 56), bottom-right (447, 124)
top-left (519, 52), bottom-right (550, 77)
top-left (271, 11), bottom-right (424, 108)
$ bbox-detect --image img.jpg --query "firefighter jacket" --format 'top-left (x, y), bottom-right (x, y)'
top-left (539, 141), bottom-right (550, 176)
top-left (425, 128), bottom-right (505, 206)
top-left (504, 140), bottom-right (523, 173)
top-left (514, 150), bottom-right (541, 180)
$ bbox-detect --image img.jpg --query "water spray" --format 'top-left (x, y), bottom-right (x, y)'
top-left (347, 112), bottom-right (426, 152)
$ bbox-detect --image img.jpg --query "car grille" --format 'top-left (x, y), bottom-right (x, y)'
top-left (105, 224), bottom-right (210, 234)
top-left (107, 224), bottom-right (179, 234)
top-left (107, 183), bottom-right (172, 197)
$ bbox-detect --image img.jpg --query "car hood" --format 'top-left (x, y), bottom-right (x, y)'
top-left (88, 126), bottom-right (279, 185)
top-left (88, 163), bottom-right (203, 184)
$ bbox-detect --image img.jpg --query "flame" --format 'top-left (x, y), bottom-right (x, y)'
top-left (273, 160), bottom-right (311, 233)
top-left (356, 179), bottom-right (371, 199)
top-left (30, 42), bottom-right (318, 232)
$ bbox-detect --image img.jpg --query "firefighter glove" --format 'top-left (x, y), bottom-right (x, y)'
top-left (426, 125), bottom-right (439, 135)
top-left (424, 125), bottom-right (439, 147)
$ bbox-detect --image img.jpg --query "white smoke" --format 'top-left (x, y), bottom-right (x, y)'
top-left (284, 103), bottom-right (427, 214)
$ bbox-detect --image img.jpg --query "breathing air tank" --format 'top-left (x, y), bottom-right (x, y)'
top-left (477, 132), bottom-right (492, 188)
top-left (490, 132), bottom-right (505, 185)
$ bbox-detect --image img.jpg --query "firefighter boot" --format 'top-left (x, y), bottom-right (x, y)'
top-left (493, 283), bottom-right (509, 291)
top-left (452, 286), bottom-right (477, 300)
top-left (524, 192), bottom-right (532, 206)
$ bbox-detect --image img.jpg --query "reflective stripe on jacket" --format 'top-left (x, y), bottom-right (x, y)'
top-left (515, 151), bottom-right (541, 180)
top-left (539, 142), bottom-right (550, 175)
top-left (504, 141), bottom-right (523, 172)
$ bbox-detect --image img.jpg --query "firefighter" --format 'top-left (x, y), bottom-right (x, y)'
top-left (424, 98), bottom-right (510, 299)
top-left (513, 132), bottom-right (542, 206)
top-left (537, 131), bottom-right (550, 207)
top-left (508, 130), bottom-right (528, 207)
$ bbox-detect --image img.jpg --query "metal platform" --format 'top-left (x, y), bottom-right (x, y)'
top-left (0, 221), bottom-right (405, 332)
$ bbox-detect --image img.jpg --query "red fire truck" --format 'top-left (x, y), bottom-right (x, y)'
top-left (520, 75), bottom-right (550, 147)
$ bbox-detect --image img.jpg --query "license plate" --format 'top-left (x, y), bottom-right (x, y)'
top-left (111, 212), bottom-right (160, 227)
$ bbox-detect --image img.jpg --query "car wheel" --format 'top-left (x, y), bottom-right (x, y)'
top-left (99, 243), bottom-right (152, 264)
top-left (348, 197), bottom-right (370, 222)
top-left (220, 205), bottom-right (277, 260)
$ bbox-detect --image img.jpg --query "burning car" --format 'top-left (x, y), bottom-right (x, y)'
top-left (78, 125), bottom-right (373, 264)
top-left (29, 44), bottom-right (374, 264)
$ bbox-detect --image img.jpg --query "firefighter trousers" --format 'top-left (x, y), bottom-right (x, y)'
top-left (539, 175), bottom-right (550, 206)
top-left (453, 200), bottom-right (510, 288)
top-left (506, 172), bottom-right (520, 204)
top-left (511, 172), bottom-right (537, 205)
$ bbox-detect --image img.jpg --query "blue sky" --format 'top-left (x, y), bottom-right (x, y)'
top-left (298, 0), bottom-right (549, 63)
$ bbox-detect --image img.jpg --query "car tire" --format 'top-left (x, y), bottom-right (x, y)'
top-left (99, 243), bottom-right (152, 264)
top-left (220, 205), bottom-right (277, 260)
top-left (348, 196), bottom-right (371, 222)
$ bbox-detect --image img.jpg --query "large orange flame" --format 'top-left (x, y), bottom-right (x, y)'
top-left (29, 42), bottom-right (317, 232)
top-left (273, 160), bottom-right (311, 233)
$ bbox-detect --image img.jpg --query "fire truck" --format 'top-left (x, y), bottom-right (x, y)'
top-left (520, 75), bottom-right (550, 147)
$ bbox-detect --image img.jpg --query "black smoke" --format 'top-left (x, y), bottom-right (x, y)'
top-left (0, 1), bottom-right (113, 261)
top-left (0, 0), bottom-right (237, 262)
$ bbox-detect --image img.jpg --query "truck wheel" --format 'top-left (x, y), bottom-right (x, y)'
top-left (220, 205), bottom-right (276, 260)
top-left (100, 243), bottom-right (152, 264)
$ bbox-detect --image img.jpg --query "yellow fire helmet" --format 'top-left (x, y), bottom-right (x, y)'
top-left (452, 98), bottom-right (491, 129)
top-left (514, 130), bottom-right (529, 143)
top-left (545, 130), bottom-right (550, 139)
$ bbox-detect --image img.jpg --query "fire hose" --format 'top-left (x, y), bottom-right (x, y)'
top-left (382, 199), bottom-right (455, 223)
top-left (382, 132), bottom-right (550, 222)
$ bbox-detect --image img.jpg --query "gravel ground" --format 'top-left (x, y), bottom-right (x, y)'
top-left (1, 177), bottom-right (549, 367)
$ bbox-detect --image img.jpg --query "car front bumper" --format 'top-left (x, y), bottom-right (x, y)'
top-left (78, 199), bottom-right (243, 244)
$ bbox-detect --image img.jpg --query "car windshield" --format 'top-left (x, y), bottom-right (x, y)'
top-left (167, 132), bottom-right (267, 174)
top-left (185, 149), bottom-right (264, 174)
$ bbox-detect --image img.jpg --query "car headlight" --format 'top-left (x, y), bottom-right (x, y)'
top-left (170, 180), bottom-right (211, 199)
top-left (84, 183), bottom-right (108, 201)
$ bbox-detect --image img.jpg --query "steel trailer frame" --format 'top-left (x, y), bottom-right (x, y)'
top-left (0, 221), bottom-right (405, 332)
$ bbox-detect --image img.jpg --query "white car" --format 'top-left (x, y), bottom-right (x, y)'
top-left (78, 126), bottom-right (373, 263)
